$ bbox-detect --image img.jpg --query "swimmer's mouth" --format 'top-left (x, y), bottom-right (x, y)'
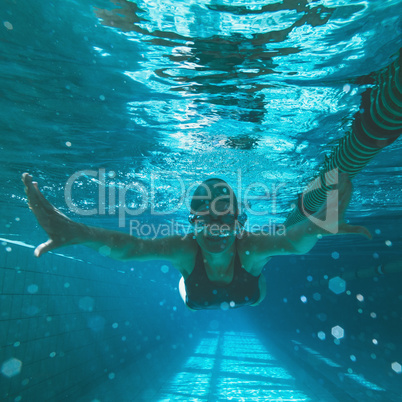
top-left (195, 227), bottom-right (231, 239)
top-left (205, 231), bottom-right (231, 240)
top-left (206, 233), bottom-right (230, 240)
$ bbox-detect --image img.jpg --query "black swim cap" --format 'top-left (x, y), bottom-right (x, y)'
top-left (190, 178), bottom-right (239, 215)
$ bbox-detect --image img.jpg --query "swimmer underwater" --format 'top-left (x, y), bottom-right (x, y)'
top-left (22, 48), bottom-right (401, 311)
top-left (22, 173), bottom-right (370, 311)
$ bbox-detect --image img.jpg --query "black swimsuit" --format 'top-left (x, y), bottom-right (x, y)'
top-left (184, 245), bottom-right (261, 310)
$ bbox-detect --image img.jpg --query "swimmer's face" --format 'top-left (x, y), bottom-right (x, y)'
top-left (190, 179), bottom-right (239, 254)
top-left (190, 200), bottom-right (237, 254)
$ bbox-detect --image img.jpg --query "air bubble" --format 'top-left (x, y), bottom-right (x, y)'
top-left (331, 325), bottom-right (344, 339)
top-left (331, 251), bottom-right (339, 260)
top-left (391, 362), bottom-right (401, 374)
top-left (27, 284), bottom-right (38, 294)
top-left (329, 276), bottom-right (346, 294)
top-left (1, 358), bottom-right (22, 378)
top-left (99, 245), bottom-right (111, 256)
top-left (3, 21), bottom-right (13, 30)
top-left (79, 297), bottom-right (94, 312)
top-left (313, 293), bottom-right (321, 301)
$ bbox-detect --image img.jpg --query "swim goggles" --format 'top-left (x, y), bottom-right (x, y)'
top-left (188, 212), bottom-right (247, 227)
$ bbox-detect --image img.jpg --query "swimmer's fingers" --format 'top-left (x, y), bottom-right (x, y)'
top-left (22, 173), bottom-right (77, 249)
top-left (34, 239), bottom-right (60, 258)
top-left (338, 223), bottom-right (372, 240)
top-left (22, 173), bottom-right (70, 224)
top-left (22, 173), bottom-right (56, 213)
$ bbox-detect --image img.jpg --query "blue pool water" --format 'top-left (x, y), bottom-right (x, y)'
top-left (1, 0), bottom-right (402, 400)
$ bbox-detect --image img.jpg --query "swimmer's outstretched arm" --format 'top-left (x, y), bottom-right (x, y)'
top-left (22, 173), bottom-right (193, 271)
top-left (244, 174), bottom-right (371, 272)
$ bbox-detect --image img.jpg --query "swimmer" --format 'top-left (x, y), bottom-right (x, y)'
top-left (21, 49), bottom-right (400, 310)
top-left (22, 173), bottom-right (370, 310)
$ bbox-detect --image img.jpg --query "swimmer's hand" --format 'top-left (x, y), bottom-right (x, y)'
top-left (22, 174), bottom-right (194, 268)
top-left (309, 173), bottom-right (372, 239)
top-left (22, 173), bottom-right (82, 257)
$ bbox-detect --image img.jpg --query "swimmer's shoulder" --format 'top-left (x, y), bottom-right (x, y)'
top-left (168, 234), bottom-right (198, 277)
top-left (236, 231), bottom-right (273, 275)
